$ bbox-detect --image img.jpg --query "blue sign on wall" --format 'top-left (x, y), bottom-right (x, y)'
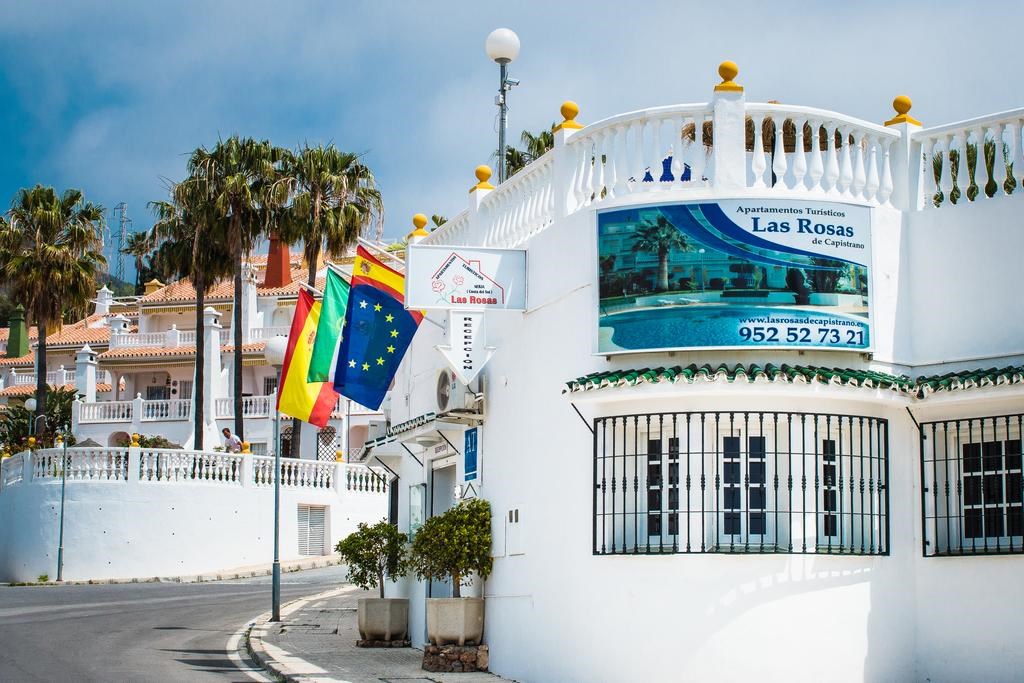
top-left (464, 428), bottom-right (478, 482)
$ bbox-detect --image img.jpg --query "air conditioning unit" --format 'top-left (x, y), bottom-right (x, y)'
top-left (435, 368), bottom-right (484, 416)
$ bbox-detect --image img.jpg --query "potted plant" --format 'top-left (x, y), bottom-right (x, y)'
top-left (409, 498), bottom-right (493, 646)
top-left (335, 520), bottom-right (410, 643)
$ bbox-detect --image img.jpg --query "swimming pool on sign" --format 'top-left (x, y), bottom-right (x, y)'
top-left (601, 304), bottom-right (870, 352)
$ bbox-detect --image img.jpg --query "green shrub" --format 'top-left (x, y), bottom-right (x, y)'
top-left (137, 435), bottom-right (179, 449)
top-left (409, 498), bottom-right (492, 598)
top-left (335, 520), bottom-right (408, 598)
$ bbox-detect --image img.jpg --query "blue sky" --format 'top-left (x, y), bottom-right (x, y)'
top-left (2, 1), bottom-right (1021, 280)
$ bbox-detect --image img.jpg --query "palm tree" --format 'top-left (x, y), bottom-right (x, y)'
top-left (430, 215), bottom-right (447, 229)
top-left (121, 230), bottom-right (153, 294)
top-left (499, 127), bottom-right (556, 177)
top-left (279, 143), bottom-right (383, 457)
top-left (631, 215), bottom-right (690, 292)
top-left (182, 136), bottom-right (279, 441)
top-left (150, 184), bottom-right (231, 449)
top-left (0, 186), bottom-right (105, 417)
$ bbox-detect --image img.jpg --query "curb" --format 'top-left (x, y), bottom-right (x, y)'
top-left (3, 555), bottom-right (344, 587)
top-left (247, 585), bottom-right (359, 683)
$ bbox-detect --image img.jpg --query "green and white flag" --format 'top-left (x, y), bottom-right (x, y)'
top-left (307, 268), bottom-right (350, 382)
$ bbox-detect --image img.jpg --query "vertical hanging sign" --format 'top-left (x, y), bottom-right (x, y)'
top-left (464, 427), bottom-right (479, 483)
top-left (437, 310), bottom-right (495, 385)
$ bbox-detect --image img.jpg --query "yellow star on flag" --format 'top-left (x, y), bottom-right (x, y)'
top-left (385, 314), bottom-right (394, 323)
top-left (348, 359), bottom-right (356, 368)
top-left (361, 362), bottom-right (370, 371)
top-left (390, 329), bottom-right (398, 338)
top-left (359, 300), bottom-right (368, 309)
top-left (376, 357), bottom-right (385, 365)
top-left (373, 303), bottom-right (382, 312)
top-left (386, 345), bottom-right (395, 353)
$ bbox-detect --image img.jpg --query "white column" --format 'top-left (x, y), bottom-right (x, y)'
top-left (202, 306), bottom-right (224, 448)
top-left (888, 122), bottom-right (922, 210)
top-left (240, 263), bottom-right (258, 343)
top-left (711, 90), bottom-right (747, 190)
top-left (131, 393), bottom-right (144, 434)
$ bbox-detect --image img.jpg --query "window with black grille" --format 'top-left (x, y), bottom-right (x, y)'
top-left (594, 411), bottom-right (889, 555)
top-left (920, 414), bottom-right (1023, 556)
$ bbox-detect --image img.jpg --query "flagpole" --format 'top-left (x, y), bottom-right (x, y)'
top-left (297, 281), bottom-right (323, 297)
top-left (357, 237), bottom-right (407, 269)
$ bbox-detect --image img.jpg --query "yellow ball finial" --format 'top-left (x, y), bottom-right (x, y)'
top-left (27, 436), bottom-right (36, 449)
top-left (470, 165), bottom-right (495, 193)
top-left (335, 449), bottom-right (344, 462)
top-left (714, 60), bottom-right (743, 92)
top-left (555, 101), bottom-right (584, 131)
top-left (885, 95), bottom-right (921, 126)
top-left (131, 432), bottom-right (140, 447)
top-left (409, 213), bottom-right (430, 238)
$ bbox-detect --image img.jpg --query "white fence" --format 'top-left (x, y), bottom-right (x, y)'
top-left (420, 91), bottom-right (1019, 251)
top-left (0, 447), bottom-right (387, 493)
top-left (141, 399), bottom-right (192, 421)
top-left (214, 395), bottom-right (273, 418)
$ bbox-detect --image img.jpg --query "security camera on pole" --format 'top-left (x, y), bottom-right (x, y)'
top-left (486, 28), bottom-right (520, 184)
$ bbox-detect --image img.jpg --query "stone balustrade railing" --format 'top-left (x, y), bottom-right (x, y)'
top-left (913, 107), bottom-right (1024, 209)
top-left (214, 395), bottom-right (273, 418)
top-left (248, 326), bottom-right (290, 341)
top-left (0, 447), bottom-right (387, 495)
top-left (79, 400), bottom-right (134, 423)
top-left (108, 326), bottom-right (274, 349)
top-left (420, 66), bottom-right (1022, 251)
top-left (140, 399), bottom-right (192, 421)
top-left (110, 331), bottom-right (169, 348)
top-left (9, 367), bottom-right (76, 386)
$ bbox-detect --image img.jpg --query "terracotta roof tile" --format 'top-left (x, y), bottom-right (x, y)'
top-left (98, 341), bottom-right (267, 361)
top-left (0, 326), bottom-right (39, 342)
top-left (0, 382), bottom-right (75, 397)
top-left (42, 315), bottom-right (117, 347)
top-left (140, 268), bottom-right (330, 304)
top-left (0, 352), bottom-right (34, 368)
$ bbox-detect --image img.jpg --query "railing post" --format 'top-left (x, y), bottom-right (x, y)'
top-left (22, 448), bottom-right (33, 482)
top-left (71, 399), bottom-right (81, 434)
top-left (131, 393), bottom-right (144, 434)
top-left (883, 95), bottom-right (923, 210)
top-left (241, 453), bottom-right (252, 488)
top-left (166, 325), bottom-right (181, 348)
top-left (552, 101), bottom-right (584, 219)
top-left (710, 61), bottom-right (746, 191)
top-left (467, 165), bottom-right (495, 243)
top-left (127, 444), bottom-right (141, 483)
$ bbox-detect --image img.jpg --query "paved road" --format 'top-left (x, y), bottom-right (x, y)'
top-left (0, 565), bottom-right (349, 682)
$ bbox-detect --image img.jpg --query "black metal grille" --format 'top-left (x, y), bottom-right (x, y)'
top-left (593, 411), bottom-right (889, 555)
top-left (920, 413), bottom-right (1023, 556)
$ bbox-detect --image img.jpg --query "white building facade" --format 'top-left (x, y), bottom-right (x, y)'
top-left (363, 65), bottom-right (1024, 682)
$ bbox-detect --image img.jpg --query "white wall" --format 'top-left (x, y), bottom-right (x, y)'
top-left (0, 458), bottom-right (387, 582)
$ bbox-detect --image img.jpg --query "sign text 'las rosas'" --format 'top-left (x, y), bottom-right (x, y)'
top-left (406, 245), bottom-right (527, 311)
top-left (597, 199), bottom-right (872, 353)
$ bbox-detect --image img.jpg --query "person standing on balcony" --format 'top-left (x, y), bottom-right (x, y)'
top-left (222, 428), bottom-right (242, 453)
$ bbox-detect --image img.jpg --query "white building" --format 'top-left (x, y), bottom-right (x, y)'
top-left (362, 65), bottom-right (1024, 682)
top-left (0, 239), bottom-right (390, 581)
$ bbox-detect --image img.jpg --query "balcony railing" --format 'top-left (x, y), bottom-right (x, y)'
top-left (8, 368), bottom-right (76, 386)
top-left (110, 326), bottom-right (272, 349)
top-left (214, 395), bottom-right (273, 418)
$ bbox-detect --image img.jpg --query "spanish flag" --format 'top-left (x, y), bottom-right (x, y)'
top-left (277, 288), bottom-right (339, 428)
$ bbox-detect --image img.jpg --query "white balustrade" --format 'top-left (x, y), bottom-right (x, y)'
top-left (251, 455), bottom-right (337, 490)
top-left (110, 331), bottom-right (168, 348)
top-left (344, 464), bottom-right (387, 494)
top-left (140, 399), bottom-right (192, 421)
top-left (31, 447), bottom-right (130, 481)
top-left (219, 329), bottom-right (232, 345)
top-left (913, 108), bottom-right (1024, 209)
top-left (2, 453), bottom-right (24, 488)
top-left (248, 326), bottom-right (290, 341)
top-left (215, 395), bottom-right (272, 418)
top-left (477, 154), bottom-right (556, 248)
top-left (79, 400), bottom-right (134, 423)
top-left (179, 330), bottom-right (197, 344)
top-left (13, 373), bottom-right (34, 386)
top-left (138, 448), bottom-right (243, 484)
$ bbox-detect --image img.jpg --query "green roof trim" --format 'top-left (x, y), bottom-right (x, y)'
top-left (563, 363), bottom-right (1024, 399)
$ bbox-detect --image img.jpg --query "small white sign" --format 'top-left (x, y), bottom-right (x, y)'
top-left (407, 245), bottom-right (527, 311)
top-left (436, 310), bottom-right (495, 385)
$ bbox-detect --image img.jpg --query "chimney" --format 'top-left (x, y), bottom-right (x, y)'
top-left (144, 279), bottom-right (165, 296)
top-left (262, 234), bottom-right (292, 289)
top-left (95, 285), bottom-right (114, 315)
top-left (6, 305), bottom-right (28, 358)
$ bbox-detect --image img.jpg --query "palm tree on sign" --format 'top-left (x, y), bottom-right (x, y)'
top-left (150, 184), bottom-right (232, 449)
top-left (182, 136), bottom-right (280, 441)
top-left (631, 215), bottom-right (690, 293)
top-left (0, 186), bottom-right (105, 418)
top-left (279, 143), bottom-right (383, 457)
top-left (121, 230), bottom-right (153, 294)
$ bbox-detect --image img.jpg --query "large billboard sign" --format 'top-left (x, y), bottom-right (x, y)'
top-left (406, 245), bottom-right (527, 311)
top-left (597, 199), bottom-right (871, 353)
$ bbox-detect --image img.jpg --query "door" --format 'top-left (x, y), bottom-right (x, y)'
top-left (427, 460), bottom-right (457, 598)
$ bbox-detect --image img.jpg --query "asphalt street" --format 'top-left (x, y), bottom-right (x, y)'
top-left (0, 565), bottom-right (350, 683)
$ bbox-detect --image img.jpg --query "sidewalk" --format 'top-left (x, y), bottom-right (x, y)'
top-left (250, 585), bottom-right (512, 683)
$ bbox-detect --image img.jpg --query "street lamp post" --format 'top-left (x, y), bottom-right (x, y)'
top-left (485, 28), bottom-right (521, 184)
top-left (56, 426), bottom-right (68, 582)
top-left (263, 336), bottom-right (289, 622)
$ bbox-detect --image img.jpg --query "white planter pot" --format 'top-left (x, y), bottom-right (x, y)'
top-left (426, 597), bottom-right (484, 646)
top-left (357, 598), bottom-right (409, 641)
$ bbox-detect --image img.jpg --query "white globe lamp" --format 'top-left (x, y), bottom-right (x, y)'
top-left (264, 335), bottom-right (288, 368)
top-left (485, 28), bottom-right (520, 64)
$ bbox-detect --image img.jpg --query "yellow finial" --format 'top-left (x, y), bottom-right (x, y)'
top-left (470, 165), bottom-right (495, 193)
top-left (27, 436), bottom-right (36, 449)
top-left (241, 441), bottom-right (251, 453)
top-left (885, 95), bottom-right (921, 126)
top-left (554, 101), bottom-right (584, 131)
top-left (714, 60), bottom-right (743, 92)
top-left (131, 433), bottom-right (140, 447)
top-left (55, 435), bottom-right (63, 445)
top-left (335, 449), bottom-right (344, 462)
top-left (409, 213), bottom-right (430, 238)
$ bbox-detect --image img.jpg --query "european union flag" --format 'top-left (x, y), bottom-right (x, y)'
top-left (333, 247), bottom-right (422, 409)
